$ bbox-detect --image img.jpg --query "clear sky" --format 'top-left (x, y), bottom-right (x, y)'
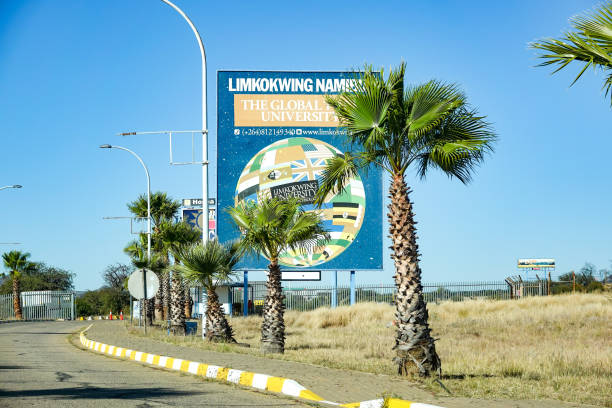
top-left (1, 0), bottom-right (610, 291)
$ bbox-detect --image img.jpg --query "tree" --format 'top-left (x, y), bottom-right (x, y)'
top-left (0, 263), bottom-right (74, 295)
top-left (127, 191), bottom-right (181, 230)
top-left (102, 263), bottom-right (133, 289)
top-left (175, 240), bottom-right (242, 342)
top-left (127, 191), bottom-right (181, 320)
top-left (315, 63), bottom-right (496, 376)
top-left (531, 2), bottom-right (612, 106)
top-left (159, 220), bottom-right (201, 335)
top-left (2, 251), bottom-right (35, 320)
top-left (229, 198), bottom-right (329, 353)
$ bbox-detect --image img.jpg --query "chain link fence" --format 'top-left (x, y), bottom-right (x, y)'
top-left (229, 280), bottom-right (519, 316)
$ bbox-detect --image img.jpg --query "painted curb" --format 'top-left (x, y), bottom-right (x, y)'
top-left (79, 326), bottom-right (444, 408)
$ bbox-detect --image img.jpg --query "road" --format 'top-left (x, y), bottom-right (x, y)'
top-left (0, 321), bottom-right (308, 407)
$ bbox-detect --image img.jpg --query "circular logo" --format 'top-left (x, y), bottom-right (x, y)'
top-left (235, 137), bottom-right (366, 267)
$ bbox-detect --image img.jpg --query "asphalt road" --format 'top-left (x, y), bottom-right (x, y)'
top-left (0, 321), bottom-right (308, 407)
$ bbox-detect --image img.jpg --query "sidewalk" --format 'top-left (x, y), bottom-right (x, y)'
top-left (84, 322), bottom-right (596, 408)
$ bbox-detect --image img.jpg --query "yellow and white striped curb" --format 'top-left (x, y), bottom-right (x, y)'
top-left (79, 326), bottom-right (444, 408)
top-left (341, 399), bottom-right (443, 408)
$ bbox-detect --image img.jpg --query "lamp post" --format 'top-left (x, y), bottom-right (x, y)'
top-left (0, 185), bottom-right (22, 191)
top-left (160, 0), bottom-right (208, 246)
top-left (99, 144), bottom-right (151, 333)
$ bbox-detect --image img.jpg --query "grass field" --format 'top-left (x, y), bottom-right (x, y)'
top-left (139, 293), bottom-right (612, 407)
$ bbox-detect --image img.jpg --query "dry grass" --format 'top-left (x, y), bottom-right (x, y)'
top-left (139, 293), bottom-right (612, 407)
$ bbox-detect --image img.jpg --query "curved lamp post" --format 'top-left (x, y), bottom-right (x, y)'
top-left (0, 185), bottom-right (22, 191)
top-left (100, 144), bottom-right (151, 333)
top-left (160, 0), bottom-right (208, 245)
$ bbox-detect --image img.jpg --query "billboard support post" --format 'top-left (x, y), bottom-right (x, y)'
top-left (243, 271), bottom-right (248, 317)
top-left (350, 271), bottom-right (356, 306)
top-left (332, 271), bottom-right (338, 308)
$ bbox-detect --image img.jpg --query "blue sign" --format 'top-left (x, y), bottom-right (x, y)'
top-left (217, 71), bottom-right (382, 270)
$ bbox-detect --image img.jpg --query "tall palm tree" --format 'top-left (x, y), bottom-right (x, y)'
top-left (229, 198), bottom-right (329, 353)
top-left (159, 220), bottom-right (201, 335)
top-left (531, 2), bottom-right (612, 106)
top-left (128, 192), bottom-right (181, 320)
top-left (2, 251), bottom-right (34, 320)
top-left (175, 240), bottom-right (242, 342)
top-left (315, 63), bottom-right (496, 376)
top-left (127, 191), bottom-right (181, 228)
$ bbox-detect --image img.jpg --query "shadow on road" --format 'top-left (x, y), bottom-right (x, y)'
top-left (0, 386), bottom-right (205, 400)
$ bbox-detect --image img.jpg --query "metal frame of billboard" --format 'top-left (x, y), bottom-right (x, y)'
top-left (217, 70), bottom-right (383, 271)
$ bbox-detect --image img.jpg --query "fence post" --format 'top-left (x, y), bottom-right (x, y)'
top-left (350, 270), bottom-right (356, 306)
top-left (572, 271), bottom-right (576, 293)
top-left (547, 271), bottom-right (551, 295)
top-left (71, 293), bottom-right (75, 320)
top-left (243, 270), bottom-right (248, 317)
top-left (331, 270), bottom-right (338, 308)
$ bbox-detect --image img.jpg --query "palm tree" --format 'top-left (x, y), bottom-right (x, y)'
top-left (128, 192), bottom-right (181, 320)
top-left (2, 251), bottom-right (34, 320)
top-left (127, 191), bottom-right (181, 229)
top-left (315, 63), bottom-right (496, 376)
top-left (124, 240), bottom-right (166, 326)
top-left (159, 220), bottom-right (201, 335)
top-left (531, 2), bottom-right (612, 106)
top-left (174, 240), bottom-right (242, 342)
top-left (124, 246), bottom-right (168, 326)
top-left (229, 198), bottom-right (329, 353)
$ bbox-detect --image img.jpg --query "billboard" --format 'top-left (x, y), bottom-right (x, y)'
top-left (182, 208), bottom-right (216, 240)
top-left (517, 259), bottom-right (555, 268)
top-left (217, 71), bottom-right (383, 270)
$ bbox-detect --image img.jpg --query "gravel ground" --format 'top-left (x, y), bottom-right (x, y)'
top-left (85, 321), bottom-right (600, 408)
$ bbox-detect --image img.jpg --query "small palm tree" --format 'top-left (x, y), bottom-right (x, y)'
top-left (229, 198), bottom-right (329, 353)
top-left (531, 2), bottom-right (612, 106)
top-left (316, 63), bottom-right (496, 376)
top-left (2, 251), bottom-right (34, 320)
top-left (174, 240), bottom-right (242, 342)
top-left (159, 221), bottom-right (201, 335)
top-left (125, 244), bottom-right (166, 327)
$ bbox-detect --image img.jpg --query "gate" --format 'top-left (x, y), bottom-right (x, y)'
top-left (0, 291), bottom-right (75, 320)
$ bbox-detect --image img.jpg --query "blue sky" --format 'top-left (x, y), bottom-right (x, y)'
top-left (1, 0), bottom-right (610, 290)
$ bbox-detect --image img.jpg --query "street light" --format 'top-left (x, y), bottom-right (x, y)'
top-left (160, 0), bottom-right (209, 246)
top-left (99, 144), bottom-right (151, 333)
top-left (0, 185), bottom-right (22, 191)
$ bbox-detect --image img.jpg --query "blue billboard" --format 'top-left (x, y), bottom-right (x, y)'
top-left (217, 71), bottom-right (382, 270)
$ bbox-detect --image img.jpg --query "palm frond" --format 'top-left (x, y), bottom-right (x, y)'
top-left (405, 81), bottom-right (465, 138)
top-left (174, 240), bottom-right (241, 289)
top-left (228, 198), bottom-right (329, 262)
top-left (414, 108), bottom-right (496, 183)
top-left (531, 2), bottom-right (612, 105)
top-left (314, 152), bottom-right (364, 206)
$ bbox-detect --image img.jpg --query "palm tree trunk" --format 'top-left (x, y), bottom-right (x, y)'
top-left (261, 261), bottom-right (285, 353)
top-left (144, 299), bottom-right (153, 327)
top-left (162, 271), bottom-right (170, 320)
top-left (205, 287), bottom-right (236, 343)
top-left (154, 290), bottom-right (163, 322)
top-left (184, 285), bottom-right (193, 319)
top-left (169, 270), bottom-right (185, 335)
top-left (12, 275), bottom-right (22, 320)
top-left (389, 174), bottom-right (441, 377)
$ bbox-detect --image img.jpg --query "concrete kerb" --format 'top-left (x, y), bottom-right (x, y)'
top-left (78, 325), bottom-right (444, 408)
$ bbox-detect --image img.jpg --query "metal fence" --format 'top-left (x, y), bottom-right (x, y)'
top-left (230, 280), bottom-right (520, 315)
top-left (0, 291), bottom-right (75, 320)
